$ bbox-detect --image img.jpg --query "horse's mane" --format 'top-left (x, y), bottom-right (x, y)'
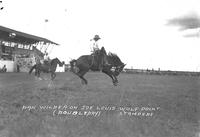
top-left (108, 52), bottom-right (123, 65)
top-left (50, 57), bottom-right (59, 65)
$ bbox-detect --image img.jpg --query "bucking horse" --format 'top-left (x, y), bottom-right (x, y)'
top-left (70, 47), bottom-right (125, 86)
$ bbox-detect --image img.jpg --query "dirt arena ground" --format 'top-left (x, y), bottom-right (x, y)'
top-left (0, 72), bottom-right (199, 137)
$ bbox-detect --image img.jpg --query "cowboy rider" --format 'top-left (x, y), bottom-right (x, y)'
top-left (90, 35), bottom-right (100, 53)
top-left (40, 51), bottom-right (50, 65)
top-left (90, 35), bottom-right (110, 70)
top-left (44, 52), bottom-right (50, 62)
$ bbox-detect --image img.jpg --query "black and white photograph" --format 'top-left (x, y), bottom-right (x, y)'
top-left (0, 0), bottom-right (199, 137)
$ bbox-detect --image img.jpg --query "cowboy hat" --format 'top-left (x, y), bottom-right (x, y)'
top-left (93, 35), bottom-right (101, 41)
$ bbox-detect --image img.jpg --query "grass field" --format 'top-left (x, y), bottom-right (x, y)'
top-left (0, 72), bottom-right (199, 137)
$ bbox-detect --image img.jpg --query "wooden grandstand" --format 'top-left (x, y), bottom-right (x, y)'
top-left (0, 25), bottom-right (59, 72)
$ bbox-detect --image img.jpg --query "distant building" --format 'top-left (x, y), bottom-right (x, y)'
top-left (0, 25), bottom-right (58, 72)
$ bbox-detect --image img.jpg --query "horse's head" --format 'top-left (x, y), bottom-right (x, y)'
top-left (107, 52), bottom-right (125, 75)
top-left (52, 58), bottom-right (64, 67)
top-left (114, 63), bottom-right (126, 76)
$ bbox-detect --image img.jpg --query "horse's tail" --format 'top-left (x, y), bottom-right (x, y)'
top-left (69, 59), bottom-right (77, 73)
top-left (29, 64), bottom-right (36, 74)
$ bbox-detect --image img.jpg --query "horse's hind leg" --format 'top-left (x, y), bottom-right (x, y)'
top-left (80, 75), bottom-right (87, 85)
top-left (38, 71), bottom-right (43, 80)
top-left (77, 70), bottom-right (88, 85)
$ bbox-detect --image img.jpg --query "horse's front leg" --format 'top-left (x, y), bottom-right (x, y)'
top-left (35, 69), bottom-right (39, 77)
top-left (112, 73), bottom-right (118, 82)
top-left (34, 69), bottom-right (37, 76)
top-left (36, 70), bottom-right (43, 80)
top-left (102, 70), bottom-right (117, 86)
top-left (113, 75), bottom-right (118, 85)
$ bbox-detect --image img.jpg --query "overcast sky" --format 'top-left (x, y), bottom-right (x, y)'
top-left (1, 0), bottom-right (200, 71)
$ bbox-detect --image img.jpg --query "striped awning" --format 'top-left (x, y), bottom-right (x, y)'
top-left (0, 25), bottom-right (59, 45)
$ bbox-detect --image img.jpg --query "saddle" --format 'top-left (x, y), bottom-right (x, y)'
top-left (91, 49), bottom-right (104, 69)
top-left (90, 47), bottom-right (110, 70)
top-left (42, 60), bottom-right (51, 72)
top-left (44, 60), bottom-right (51, 66)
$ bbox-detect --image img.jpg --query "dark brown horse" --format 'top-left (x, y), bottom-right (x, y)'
top-left (29, 58), bottom-right (64, 80)
top-left (70, 47), bottom-right (125, 86)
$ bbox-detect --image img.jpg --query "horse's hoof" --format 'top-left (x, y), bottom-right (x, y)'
top-left (113, 82), bottom-right (118, 86)
top-left (81, 81), bottom-right (87, 85)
